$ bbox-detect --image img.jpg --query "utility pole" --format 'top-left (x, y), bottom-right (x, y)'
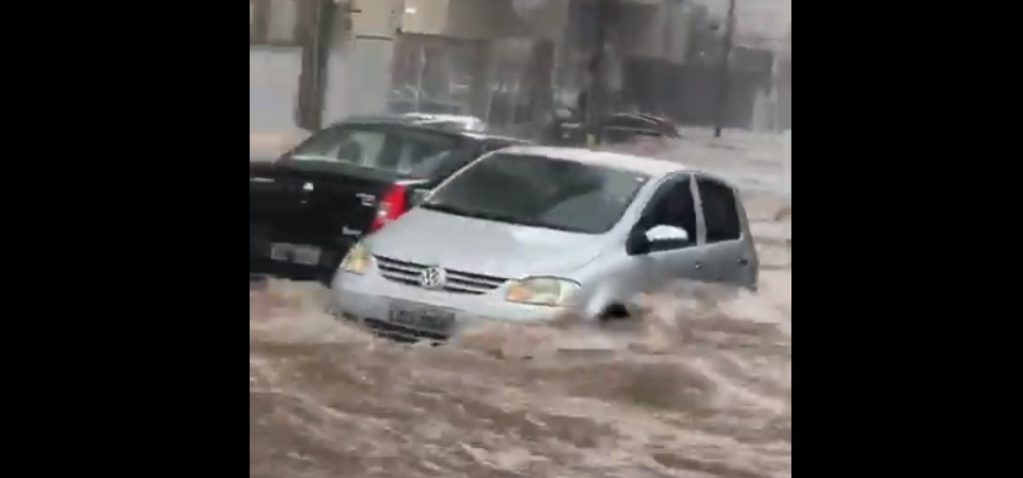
top-left (584, 0), bottom-right (610, 147)
top-left (713, 0), bottom-right (737, 138)
top-left (295, 0), bottom-right (342, 131)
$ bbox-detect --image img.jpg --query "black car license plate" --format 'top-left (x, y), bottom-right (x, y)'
top-left (387, 304), bottom-right (454, 331)
top-left (269, 242), bottom-right (322, 265)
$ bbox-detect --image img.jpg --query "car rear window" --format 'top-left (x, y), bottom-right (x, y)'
top-left (287, 124), bottom-right (461, 178)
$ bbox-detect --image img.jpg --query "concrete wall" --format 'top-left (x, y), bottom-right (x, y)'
top-left (329, 0), bottom-right (403, 121)
top-left (250, 0), bottom-right (569, 138)
top-left (250, 44), bottom-right (389, 143)
top-left (250, 0), bottom-right (402, 135)
top-left (352, 0), bottom-right (402, 38)
top-left (400, 0), bottom-right (452, 35)
top-left (618, 0), bottom-right (693, 64)
top-left (400, 0), bottom-right (567, 40)
top-left (323, 39), bottom-right (396, 122)
top-left (250, 47), bottom-right (303, 133)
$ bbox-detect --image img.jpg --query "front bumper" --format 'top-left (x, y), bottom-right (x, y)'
top-left (329, 269), bottom-right (566, 341)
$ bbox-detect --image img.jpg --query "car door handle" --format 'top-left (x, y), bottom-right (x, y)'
top-left (738, 257), bottom-right (750, 266)
top-left (694, 262), bottom-right (702, 269)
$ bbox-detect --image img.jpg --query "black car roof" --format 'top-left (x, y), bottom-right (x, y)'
top-left (463, 132), bottom-right (529, 144)
top-left (332, 113), bottom-right (438, 127)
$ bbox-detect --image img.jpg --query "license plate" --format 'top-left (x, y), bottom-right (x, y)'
top-left (387, 304), bottom-right (455, 331)
top-left (269, 243), bottom-right (321, 265)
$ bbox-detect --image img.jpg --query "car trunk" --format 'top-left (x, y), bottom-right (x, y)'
top-left (249, 160), bottom-right (418, 281)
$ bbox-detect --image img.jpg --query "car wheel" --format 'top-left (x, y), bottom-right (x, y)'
top-left (599, 303), bottom-right (631, 322)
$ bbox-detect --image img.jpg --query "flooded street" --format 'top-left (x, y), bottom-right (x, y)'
top-left (249, 133), bottom-right (792, 478)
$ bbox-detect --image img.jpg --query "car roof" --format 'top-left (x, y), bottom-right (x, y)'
top-left (332, 114), bottom-right (528, 143)
top-left (498, 145), bottom-right (693, 178)
top-left (337, 112), bottom-right (487, 128)
top-left (401, 113), bottom-right (479, 122)
top-left (335, 113), bottom-right (446, 128)
top-left (462, 131), bottom-right (529, 144)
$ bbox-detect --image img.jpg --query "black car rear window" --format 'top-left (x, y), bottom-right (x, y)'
top-left (286, 124), bottom-right (461, 178)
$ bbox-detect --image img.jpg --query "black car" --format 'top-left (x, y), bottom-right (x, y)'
top-left (250, 115), bottom-right (529, 283)
top-left (543, 111), bottom-right (681, 146)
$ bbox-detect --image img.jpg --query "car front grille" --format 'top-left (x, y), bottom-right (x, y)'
top-left (374, 255), bottom-right (508, 295)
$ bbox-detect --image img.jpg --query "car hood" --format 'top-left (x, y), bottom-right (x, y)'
top-left (366, 208), bottom-right (607, 279)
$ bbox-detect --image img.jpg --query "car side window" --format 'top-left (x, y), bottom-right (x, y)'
top-left (697, 176), bottom-right (742, 243)
top-left (641, 177), bottom-right (698, 249)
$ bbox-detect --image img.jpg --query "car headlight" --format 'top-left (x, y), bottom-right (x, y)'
top-left (338, 242), bottom-right (372, 274)
top-left (504, 277), bottom-right (580, 307)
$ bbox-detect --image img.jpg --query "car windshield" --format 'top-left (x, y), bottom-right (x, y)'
top-left (286, 125), bottom-right (461, 178)
top-left (421, 153), bottom-right (649, 234)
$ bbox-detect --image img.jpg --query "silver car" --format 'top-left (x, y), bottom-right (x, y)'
top-left (329, 145), bottom-right (759, 342)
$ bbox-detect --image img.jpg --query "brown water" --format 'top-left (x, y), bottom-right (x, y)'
top-left (249, 136), bottom-right (791, 478)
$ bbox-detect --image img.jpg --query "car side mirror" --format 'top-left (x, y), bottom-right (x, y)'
top-left (627, 224), bottom-right (690, 256)
top-left (644, 225), bottom-right (689, 243)
top-left (409, 188), bottom-right (431, 206)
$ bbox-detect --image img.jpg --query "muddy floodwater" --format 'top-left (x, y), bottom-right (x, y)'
top-left (249, 133), bottom-right (792, 478)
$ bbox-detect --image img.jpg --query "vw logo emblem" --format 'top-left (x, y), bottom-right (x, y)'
top-left (419, 267), bottom-right (448, 289)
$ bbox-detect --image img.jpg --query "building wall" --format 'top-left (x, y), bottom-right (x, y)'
top-left (326, 0), bottom-right (403, 121)
top-left (250, 0), bottom-right (573, 135)
top-left (250, 46), bottom-right (303, 133)
top-left (400, 0), bottom-right (566, 40)
top-left (618, 0), bottom-right (693, 64)
top-left (250, 0), bottom-right (402, 134)
top-left (352, 0), bottom-right (402, 37)
top-left (250, 0), bottom-right (306, 134)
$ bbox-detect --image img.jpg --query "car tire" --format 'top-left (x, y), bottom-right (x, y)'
top-left (598, 303), bottom-right (631, 322)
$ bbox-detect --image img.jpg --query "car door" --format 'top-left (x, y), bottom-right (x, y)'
top-left (732, 192), bottom-right (760, 289)
top-left (638, 174), bottom-right (714, 285)
top-left (694, 174), bottom-right (757, 288)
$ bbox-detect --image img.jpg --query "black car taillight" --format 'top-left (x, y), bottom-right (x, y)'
top-left (369, 184), bottom-right (408, 232)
